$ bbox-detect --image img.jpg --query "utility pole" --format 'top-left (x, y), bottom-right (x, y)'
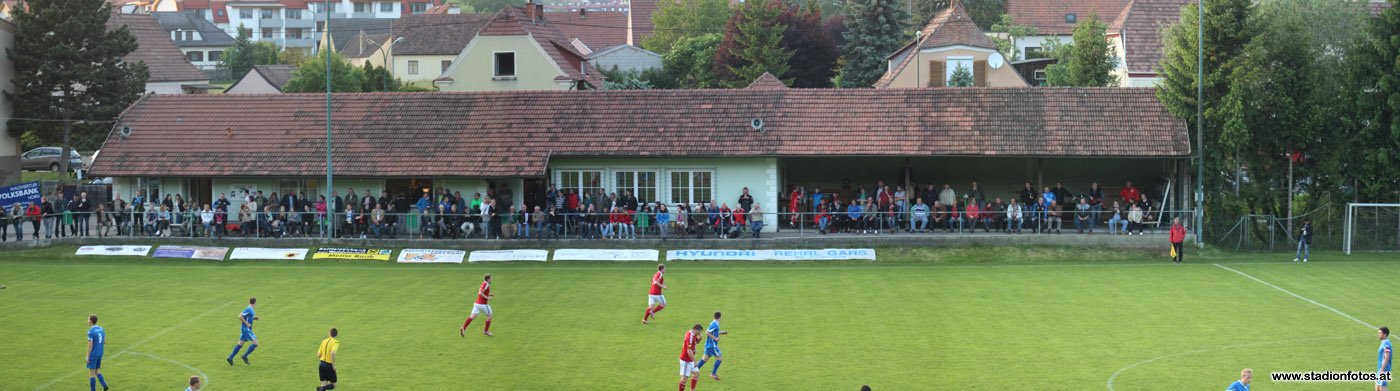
top-left (325, 0), bottom-right (335, 239)
top-left (1194, 0), bottom-right (1205, 247)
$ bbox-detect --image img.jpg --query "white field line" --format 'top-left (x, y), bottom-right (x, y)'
top-left (1106, 336), bottom-right (1352, 391)
top-left (123, 351), bottom-right (209, 390)
top-left (1213, 264), bottom-right (1377, 329)
top-left (33, 301), bottom-right (232, 390)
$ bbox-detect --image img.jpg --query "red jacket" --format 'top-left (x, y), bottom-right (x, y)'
top-left (1169, 223), bottom-right (1185, 243)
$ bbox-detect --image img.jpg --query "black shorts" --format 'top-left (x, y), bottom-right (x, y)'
top-left (319, 361), bottom-right (337, 383)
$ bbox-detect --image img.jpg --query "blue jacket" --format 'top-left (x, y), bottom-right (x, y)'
top-left (655, 210), bottom-right (670, 225)
top-left (848, 204), bottom-right (863, 219)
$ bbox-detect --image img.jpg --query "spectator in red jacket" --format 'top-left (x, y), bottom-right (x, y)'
top-left (1169, 217), bottom-right (1186, 264)
top-left (621, 207), bottom-right (636, 239)
top-left (730, 207), bottom-right (747, 238)
top-left (1120, 181), bottom-right (1141, 205)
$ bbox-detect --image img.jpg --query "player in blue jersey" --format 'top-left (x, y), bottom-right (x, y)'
top-left (1226, 368), bottom-right (1251, 391)
top-left (86, 314), bottom-right (108, 391)
top-left (695, 312), bottom-right (728, 381)
top-left (227, 297), bottom-right (260, 365)
top-left (1380, 327), bottom-right (1393, 391)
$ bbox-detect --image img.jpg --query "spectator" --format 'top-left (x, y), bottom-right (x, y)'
top-left (1029, 198), bottom-right (1046, 233)
top-left (865, 200), bottom-right (881, 233)
top-left (939, 184), bottom-right (956, 207)
top-left (988, 198), bottom-right (1007, 230)
top-left (41, 195), bottom-right (55, 239)
top-left (26, 201), bottom-right (41, 239)
top-left (749, 204), bottom-right (764, 238)
top-left (730, 206), bottom-right (747, 238)
top-left (345, 188), bottom-right (359, 216)
top-left (965, 200), bottom-right (982, 232)
top-left (920, 184), bottom-right (938, 210)
top-left (910, 198), bottom-right (930, 233)
top-left (481, 198), bottom-right (495, 239)
top-left (1107, 202), bottom-right (1127, 235)
top-left (1040, 186), bottom-right (1056, 207)
top-left (974, 200), bottom-right (994, 232)
top-left (603, 207), bottom-right (620, 239)
top-left (715, 202), bottom-right (732, 238)
top-left (1127, 203), bottom-right (1144, 235)
top-left (62, 196), bottom-right (76, 237)
top-left (522, 206), bottom-right (537, 239)
top-left (1046, 201), bottom-right (1063, 234)
top-left (1087, 182), bottom-right (1104, 227)
top-left (815, 198), bottom-right (830, 234)
top-left (672, 204), bottom-right (688, 239)
top-left (1006, 199), bottom-right (1023, 233)
top-left (944, 200), bottom-right (963, 233)
top-left (622, 206), bottom-right (637, 239)
top-left (76, 192), bottom-right (91, 236)
top-left (930, 201), bottom-right (945, 230)
top-left (289, 205), bottom-right (304, 237)
top-left (6, 203), bottom-right (20, 241)
top-left (158, 205), bottom-right (172, 237)
top-left (848, 200), bottom-right (864, 234)
top-left (738, 187), bottom-right (754, 212)
top-left (966, 182), bottom-right (985, 205)
top-left (369, 204), bottom-right (385, 239)
top-left (1170, 217), bottom-right (1186, 263)
top-left (1138, 194), bottom-right (1157, 231)
top-left (1052, 182), bottom-right (1073, 207)
top-left (787, 186), bottom-right (803, 228)
top-left (636, 205), bottom-right (652, 237)
top-left (655, 204), bottom-right (671, 240)
top-left (0, 203), bottom-right (8, 241)
top-left (545, 184), bottom-right (558, 211)
top-left (1019, 182), bottom-right (1037, 208)
top-left (623, 190), bottom-right (639, 211)
top-left (1075, 198), bottom-right (1092, 234)
top-left (692, 203), bottom-right (711, 238)
top-left (200, 205), bottom-right (215, 237)
top-left (893, 186), bottom-right (907, 221)
top-left (1120, 181), bottom-right (1140, 205)
top-left (214, 204), bottom-right (229, 238)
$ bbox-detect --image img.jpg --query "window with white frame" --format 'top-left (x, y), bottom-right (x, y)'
top-left (187, 51), bottom-right (204, 62)
top-left (286, 9), bottom-right (301, 19)
top-left (441, 60), bottom-right (451, 73)
top-left (407, 60), bottom-right (419, 75)
top-left (669, 171), bottom-right (712, 205)
top-left (379, 2), bottom-right (392, 12)
top-left (558, 170), bottom-right (603, 198)
top-left (240, 8), bottom-right (253, 19)
top-left (353, 2), bottom-right (366, 12)
top-left (410, 2), bottom-right (427, 13)
top-left (615, 171), bottom-right (658, 205)
top-left (260, 8), bottom-right (274, 19)
top-left (209, 51), bottom-right (223, 62)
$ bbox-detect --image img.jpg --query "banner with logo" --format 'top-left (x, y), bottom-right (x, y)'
top-left (229, 248), bottom-right (309, 260)
top-left (75, 245), bottom-right (152, 256)
top-left (467, 249), bottom-right (549, 262)
top-left (0, 181), bottom-right (41, 210)
top-left (666, 249), bottom-right (876, 261)
top-left (152, 245), bottom-right (229, 261)
top-left (553, 249), bottom-right (659, 262)
top-left (311, 248), bottom-right (394, 261)
top-left (397, 249), bottom-right (466, 264)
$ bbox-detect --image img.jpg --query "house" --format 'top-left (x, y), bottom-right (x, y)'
top-left (0, 17), bottom-right (17, 184)
top-left (130, 0), bottom-right (442, 50)
top-left (108, 12), bottom-right (214, 93)
top-left (875, 0), bottom-right (1028, 88)
top-left (318, 18), bottom-right (393, 58)
top-left (1006, 0), bottom-right (1130, 61)
top-left (155, 10), bottom-right (236, 70)
top-left (588, 44), bottom-right (661, 74)
top-left (224, 64), bottom-right (295, 93)
top-left (89, 87), bottom-right (1193, 227)
top-left (434, 4), bottom-right (603, 91)
top-left (387, 13), bottom-right (492, 83)
top-left (1104, 0), bottom-right (1192, 87)
top-left (545, 1), bottom-right (656, 49)
top-left (1011, 57), bottom-right (1056, 87)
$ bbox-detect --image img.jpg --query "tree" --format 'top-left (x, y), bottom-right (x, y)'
top-left (947, 63), bottom-right (974, 87)
top-left (282, 50), bottom-right (368, 93)
top-left (778, 1), bottom-right (839, 88)
top-left (4, 0), bottom-right (149, 171)
top-left (279, 48), bottom-right (311, 66)
top-left (1342, 0), bottom-right (1400, 201)
top-left (662, 33), bottom-right (722, 89)
top-left (219, 25), bottom-right (258, 80)
top-left (838, 0), bottom-right (907, 88)
top-left (911, 0), bottom-right (1002, 30)
top-left (1044, 13), bottom-right (1117, 87)
top-left (463, 0), bottom-right (521, 14)
top-left (361, 63), bottom-right (402, 92)
top-left (989, 14), bottom-right (1037, 60)
top-left (642, 0), bottom-right (732, 54)
top-left (714, 0), bottom-right (793, 88)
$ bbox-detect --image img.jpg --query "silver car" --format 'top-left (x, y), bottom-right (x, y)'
top-left (20, 147), bottom-right (85, 172)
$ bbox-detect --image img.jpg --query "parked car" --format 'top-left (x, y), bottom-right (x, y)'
top-left (20, 147), bottom-right (85, 172)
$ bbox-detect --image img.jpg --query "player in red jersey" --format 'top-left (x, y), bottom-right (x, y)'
top-left (644, 264), bottom-right (667, 324)
top-left (460, 274), bottom-right (494, 337)
top-left (679, 324), bottom-right (703, 391)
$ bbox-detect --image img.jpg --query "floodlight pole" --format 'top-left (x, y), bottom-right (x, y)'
top-left (1195, 0), bottom-right (1205, 247)
top-left (325, 0), bottom-right (335, 240)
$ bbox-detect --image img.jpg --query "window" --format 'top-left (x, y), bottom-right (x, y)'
top-left (187, 51), bottom-right (204, 62)
top-left (142, 178), bottom-right (163, 204)
top-left (409, 2), bottom-right (427, 13)
top-left (209, 51), bottom-right (223, 62)
top-left (286, 9), bottom-right (301, 19)
top-left (379, 2), bottom-right (392, 12)
top-left (239, 9), bottom-right (253, 19)
top-left (217, 9), bottom-right (225, 17)
top-left (944, 56), bottom-right (973, 85)
top-left (285, 28), bottom-right (301, 39)
top-left (1024, 47), bottom-right (1044, 59)
top-left (669, 171), bottom-right (712, 205)
top-left (558, 170), bottom-right (604, 198)
top-left (407, 60), bottom-right (418, 75)
top-left (192, 9), bottom-right (206, 19)
top-left (616, 171), bottom-right (658, 205)
top-left (441, 60), bottom-right (451, 73)
top-left (260, 8), bottom-right (273, 19)
top-left (353, 2), bottom-right (366, 12)
top-left (261, 28), bottom-right (274, 39)
top-left (494, 52), bottom-right (515, 77)
top-left (1033, 69), bottom-right (1047, 86)
top-left (1065, 13), bottom-right (1077, 24)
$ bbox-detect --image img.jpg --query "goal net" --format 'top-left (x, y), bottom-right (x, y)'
top-left (1344, 203), bottom-right (1400, 254)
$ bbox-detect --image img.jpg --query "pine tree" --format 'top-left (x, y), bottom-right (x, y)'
top-left (1344, 0), bottom-right (1400, 200)
top-left (1044, 13), bottom-right (1117, 87)
top-left (219, 25), bottom-right (258, 80)
top-left (838, 0), bottom-right (908, 88)
top-left (282, 50), bottom-right (368, 93)
top-left (4, 0), bottom-right (149, 175)
top-left (714, 0), bottom-right (793, 88)
top-left (947, 63), bottom-right (974, 87)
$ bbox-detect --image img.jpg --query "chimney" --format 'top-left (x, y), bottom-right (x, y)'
top-left (578, 7), bottom-right (586, 19)
top-left (524, 1), bottom-right (541, 21)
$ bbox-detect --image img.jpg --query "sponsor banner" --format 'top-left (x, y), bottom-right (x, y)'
top-left (0, 181), bottom-right (41, 210)
top-left (397, 249), bottom-right (466, 264)
top-left (75, 245), bottom-right (152, 256)
top-left (666, 248), bottom-right (877, 261)
top-left (553, 249), bottom-right (659, 262)
top-left (311, 248), bottom-right (394, 261)
top-left (467, 250), bottom-right (549, 263)
top-left (228, 248), bottom-right (309, 260)
top-left (152, 245), bottom-right (229, 261)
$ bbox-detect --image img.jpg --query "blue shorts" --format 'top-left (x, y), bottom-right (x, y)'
top-left (704, 345), bottom-right (721, 357)
top-left (86, 354), bottom-right (102, 369)
top-left (240, 329), bottom-right (257, 342)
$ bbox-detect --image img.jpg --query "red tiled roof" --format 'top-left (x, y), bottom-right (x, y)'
top-left (746, 72), bottom-right (788, 90)
top-left (392, 13), bottom-right (492, 56)
top-left (1110, 0), bottom-right (1192, 74)
top-left (1007, 0), bottom-right (1130, 36)
top-left (92, 88), bottom-right (1190, 178)
top-left (874, 1), bottom-right (996, 88)
top-left (210, 0), bottom-right (227, 23)
top-left (107, 11), bottom-right (209, 83)
top-left (629, 0), bottom-right (655, 46)
top-left (479, 6), bottom-right (604, 87)
top-left (548, 10), bottom-right (629, 50)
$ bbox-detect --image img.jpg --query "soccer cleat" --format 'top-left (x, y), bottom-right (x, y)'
top-left (710, 374), bottom-right (721, 380)
top-left (459, 328), bottom-right (465, 337)
top-left (483, 331), bottom-right (493, 336)
top-left (1293, 258), bottom-right (1299, 262)
top-left (227, 357), bottom-right (234, 366)
top-left (242, 356), bottom-right (250, 365)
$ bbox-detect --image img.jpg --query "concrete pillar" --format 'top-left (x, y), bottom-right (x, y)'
top-left (0, 20), bottom-right (18, 186)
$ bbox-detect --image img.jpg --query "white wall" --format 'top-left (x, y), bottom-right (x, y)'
top-left (589, 46), bottom-right (661, 74)
top-left (1014, 35), bottom-right (1064, 61)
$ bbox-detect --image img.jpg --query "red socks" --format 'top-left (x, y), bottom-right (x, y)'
top-left (690, 377), bottom-right (697, 390)
top-left (484, 320), bottom-right (491, 332)
top-left (462, 317), bottom-right (473, 330)
top-left (654, 305), bottom-right (665, 315)
top-left (644, 308), bottom-right (653, 321)
top-left (678, 381), bottom-right (686, 391)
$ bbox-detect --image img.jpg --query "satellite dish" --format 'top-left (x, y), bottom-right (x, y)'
top-left (118, 126), bottom-right (132, 139)
top-left (988, 52), bottom-right (1005, 69)
top-left (751, 118), bottom-right (764, 132)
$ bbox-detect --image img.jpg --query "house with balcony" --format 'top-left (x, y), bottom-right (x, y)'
top-left (155, 10), bottom-right (235, 71)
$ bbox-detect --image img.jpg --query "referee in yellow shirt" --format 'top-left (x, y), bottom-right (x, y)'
top-left (316, 328), bottom-right (339, 391)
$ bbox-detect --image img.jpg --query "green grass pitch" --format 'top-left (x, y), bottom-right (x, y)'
top-left (1, 246), bottom-right (1398, 390)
